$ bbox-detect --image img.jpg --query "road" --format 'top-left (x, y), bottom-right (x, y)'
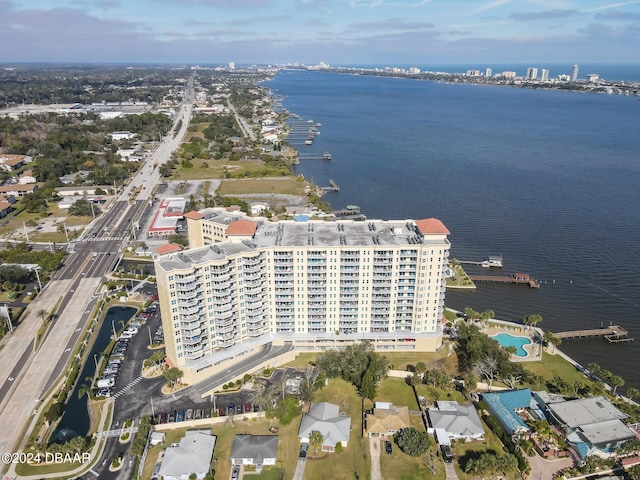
top-left (0, 75), bottom-right (195, 473)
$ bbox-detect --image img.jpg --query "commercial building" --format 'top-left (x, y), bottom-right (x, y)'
top-left (154, 208), bottom-right (450, 384)
top-left (571, 64), bottom-right (579, 82)
top-left (526, 67), bottom-right (538, 80)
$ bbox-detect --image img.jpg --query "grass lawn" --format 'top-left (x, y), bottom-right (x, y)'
top-left (384, 346), bottom-right (458, 375)
top-left (522, 351), bottom-right (585, 386)
top-left (244, 465), bottom-right (284, 479)
top-left (284, 352), bottom-right (318, 368)
top-left (304, 378), bottom-right (370, 480)
top-left (173, 157), bottom-right (226, 179)
top-left (381, 443), bottom-right (446, 480)
top-left (375, 377), bottom-right (419, 410)
top-left (219, 177), bottom-right (307, 196)
top-left (451, 417), bottom-right (520, 480)
top-left (414, 384), bottom-right (466, 405)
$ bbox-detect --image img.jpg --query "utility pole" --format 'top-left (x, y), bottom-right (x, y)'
top-left (63, 223), bottom-right (69, 242)
top-left (22, 222), bottom-right (29, 242)
top-left (34, 267), bottom-right (43, 292)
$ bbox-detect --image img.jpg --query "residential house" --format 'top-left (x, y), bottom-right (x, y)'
top-left (0, 201), bottom-right (13, 218)
top-left (365, 402), bottom-right (411, 439)
top-left (299, 402), bottom-right (351, 452)
top-left (0, 154), bottom-right (29, 173)
top-left (0, 184), bottom-right (38, 197)
top-left (18, 170), bottom-right (37, 184)
top-left (427, 401), bottom-right (485, 441)
top-left (546, 396), bottom-right (636, 458)
top-left (482, 389), bottom-right (546, 436)
top-left (157, 430), bottom-right (216, 480)
top-left (109, 131), bottom-right (136, 141)
top-left (230, 435), bottom-right (278, 472)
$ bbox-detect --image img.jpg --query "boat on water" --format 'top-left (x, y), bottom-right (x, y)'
top-left (305, 139), bottom-right (313, 145)
top-left (481, 255), bottom-right (503, 268)
top-left (322, 152), bottom-right (332, 160)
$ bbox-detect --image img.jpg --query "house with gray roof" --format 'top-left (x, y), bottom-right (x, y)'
top-left (230, 435), bottom-right (279, 472)
top-left (158, 430), bottom-right (216, 480)
top-left (546, 396), bottom-right (636, 456)
top-left (299, 402), bottom-right (351, 452)
top-left (427, 401), bottom-right (485, 441)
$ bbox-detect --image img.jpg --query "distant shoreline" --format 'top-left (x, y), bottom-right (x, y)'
top-left (284, 66), bottom-right (640, 97)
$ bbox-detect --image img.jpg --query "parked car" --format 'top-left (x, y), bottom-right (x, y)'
top-left (195, 409), bottom-right (202, 419)
top-left (253, 404), bottom-right (260, 412)
top-left (185, 409), bottom-right (193, 420)
top-left (385, 441), bottom-right (393, 455)
top-left (218, 408), bottom-right (226, 417)
top-left (245, 402), bottom-right (252, 413)
top-left (168, 411), bottom-right (175, 422)
top-left (299, 443), bottom-right (309, 459)
top-left (176, 410), bottom-right (184, 422)
top-left (236, 405), bottom-right (243, 414)
top-left (441, 445), bottom-right (453, 463)
top-left (204, 408), bottom-right (212, 418)
top-left (227, 403), bottom-right (235, 414)
top-left (231, 465), bottom-right (240, 480)
top-left (158, 413), bottom-right (168, 424)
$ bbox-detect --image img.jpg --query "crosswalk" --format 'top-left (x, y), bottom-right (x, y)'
top-left (82, 235), bottom-right (127, 242)
top-left (113, 375), bottom-right (143, 398)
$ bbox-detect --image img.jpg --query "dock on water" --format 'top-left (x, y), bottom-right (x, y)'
top-left (467, 272), bottom-right (539, 288)
top-left (321, 180), bottom-right (340, 192)
top-left (554, 325), bottom-right (633, 343)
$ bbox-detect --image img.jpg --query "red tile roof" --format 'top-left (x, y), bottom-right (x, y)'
top-left (183, 211), bottom-right (203, 220)
top-left (226, 219), bottom-right (258, 236)
top-left (415, 218), bottom-right (450, 235)
top-left (155, 243), bottom-right (183, 255)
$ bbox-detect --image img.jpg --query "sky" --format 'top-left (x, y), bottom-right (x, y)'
top-left (1, 0), bottom-right (639, 65)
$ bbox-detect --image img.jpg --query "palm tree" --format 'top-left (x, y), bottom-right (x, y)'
top-left (37, 308), bottom-right (49, 326)
top-left (626, 387), bottom-right (640, 402)
top-left (543, 331), bottom-right (561, 353)
top-left (523, 314), bottom-right (542, 329)
top-left (309, 430), bottom-right (324, 455)
top-left (611, 375), bottom-right (625, 394)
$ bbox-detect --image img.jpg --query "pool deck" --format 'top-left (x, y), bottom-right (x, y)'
top-left (483, 325), bottom-right (541, 361)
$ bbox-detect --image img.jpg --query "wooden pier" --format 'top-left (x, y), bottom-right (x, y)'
top-left (297, 152), bottom-right (332, 160)
top-left (321, 180), bottom-right (340, 192)
top-left (467, 272), bottom-right (539, 288)
top-left (554, 325), bottom-right (633, 343)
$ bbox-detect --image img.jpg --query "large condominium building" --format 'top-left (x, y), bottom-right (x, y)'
top-left (155, 208), bottom-right (450, 385)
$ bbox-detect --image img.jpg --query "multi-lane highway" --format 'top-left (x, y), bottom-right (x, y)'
top-left (0, 76), bottom-right (194, 472)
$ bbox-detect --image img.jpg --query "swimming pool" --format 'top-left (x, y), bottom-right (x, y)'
top-left (491, 333), bottom-right (532, 357)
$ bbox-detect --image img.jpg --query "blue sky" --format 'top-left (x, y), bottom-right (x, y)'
top-left (1, 0), bottom-right (639, 64)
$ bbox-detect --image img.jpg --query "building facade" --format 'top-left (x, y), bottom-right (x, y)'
top-left (155, 209), bottom-right (450, 382)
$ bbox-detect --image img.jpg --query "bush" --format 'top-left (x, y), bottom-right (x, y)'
top-left (394, 428), bottom-right (430, 457)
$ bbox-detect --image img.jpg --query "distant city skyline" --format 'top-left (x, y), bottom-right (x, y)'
top-left (1, 0), bottom-right (640, 64)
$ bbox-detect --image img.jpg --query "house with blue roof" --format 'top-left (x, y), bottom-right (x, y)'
top-left (482, 389), bottom-right (546, 436)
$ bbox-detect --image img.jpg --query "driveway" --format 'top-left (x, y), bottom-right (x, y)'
top-left (369, 436), bottom-right (381, 480)
top-left (527, 452), bottom-right (574, 480)
top-left (292, 458), bottom-right (306, 480)
top-left (444, 462), bottom-right (459, 480)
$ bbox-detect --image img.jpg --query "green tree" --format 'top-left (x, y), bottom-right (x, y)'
top-left (543, 330), bottom-right (561, 352)
top-left (523, 314), bottom-right (542, 329)
top-left (394, 428), bottom-right (430, 457)
top-left (270, 395), bottom-right (301, 425)
top-left (163, 367), bottom-right (183, 388)
top-left (626, 387), bottom-right (640, 401)
top-left (610, 375), bottom-right (625, 394)
top-left (37, 308), bottom-right (49, 326)
top-left (415, 361), bottom-right (427, 375)
top-left (309, 430), bottom-right (324, 455)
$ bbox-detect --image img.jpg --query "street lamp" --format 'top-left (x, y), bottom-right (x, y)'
top-left (34, 266), bottom-right (43, 292)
